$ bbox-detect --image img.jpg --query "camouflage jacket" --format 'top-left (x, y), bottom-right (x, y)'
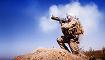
top-left (61, 18), bottom-right (84, 36)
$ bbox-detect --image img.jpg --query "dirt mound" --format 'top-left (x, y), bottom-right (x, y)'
top-left (15, 48), bottom-right (88, 60)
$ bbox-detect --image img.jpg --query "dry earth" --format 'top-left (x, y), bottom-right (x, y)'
top-left (14, 48), bottom-right (88, 60)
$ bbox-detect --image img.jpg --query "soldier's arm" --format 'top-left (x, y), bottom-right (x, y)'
top-left (68, 20), bottom-right (77, 28)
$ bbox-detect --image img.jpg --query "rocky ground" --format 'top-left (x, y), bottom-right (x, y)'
top-left (14, 48), bottom-right (88, 60)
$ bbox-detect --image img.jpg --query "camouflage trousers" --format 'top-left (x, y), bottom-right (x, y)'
top-left (57, 35), bottom-right (79, 54)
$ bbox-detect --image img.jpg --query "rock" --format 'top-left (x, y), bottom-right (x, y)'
top-left (14, 48), bottom-right (88, 60)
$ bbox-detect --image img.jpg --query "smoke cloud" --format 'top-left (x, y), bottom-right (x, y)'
top-left (39, 2), bottom-right (105, 50)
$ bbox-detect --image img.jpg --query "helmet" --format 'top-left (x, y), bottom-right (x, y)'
top-left (67, 15), bottom-right (71, 19)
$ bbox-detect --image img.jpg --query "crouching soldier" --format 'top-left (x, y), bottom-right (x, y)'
top-left (51, 15), bottom-right (84, 54)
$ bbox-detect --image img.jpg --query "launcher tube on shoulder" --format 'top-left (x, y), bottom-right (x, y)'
top-left (51, 16), bottom-right (67, 23)
top-left (51, 16), bottom-right (60, 21)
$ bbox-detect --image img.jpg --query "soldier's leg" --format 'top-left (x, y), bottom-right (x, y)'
top-left (68, 39), bottom-right (79, 54)
top-left (57, 36), bottom-right (70, 52)
top-left (74, 35), bottom-right (80, 44)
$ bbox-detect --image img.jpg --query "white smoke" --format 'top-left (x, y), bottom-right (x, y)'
top-left (39, 2), bottom-right (105, 50)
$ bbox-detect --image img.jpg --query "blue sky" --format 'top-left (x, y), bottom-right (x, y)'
top-left (0, 0), bottom-right (105, 58)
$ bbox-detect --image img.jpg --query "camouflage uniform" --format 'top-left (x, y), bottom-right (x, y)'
top-left (57, 16), bottom-right (84, 54)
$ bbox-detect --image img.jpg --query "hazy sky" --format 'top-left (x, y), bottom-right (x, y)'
top-left (0, 0), bottom-right (105, 58)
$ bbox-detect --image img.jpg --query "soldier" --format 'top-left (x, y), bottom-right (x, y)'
top-left (51, 15), bottom-right (84, 54)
